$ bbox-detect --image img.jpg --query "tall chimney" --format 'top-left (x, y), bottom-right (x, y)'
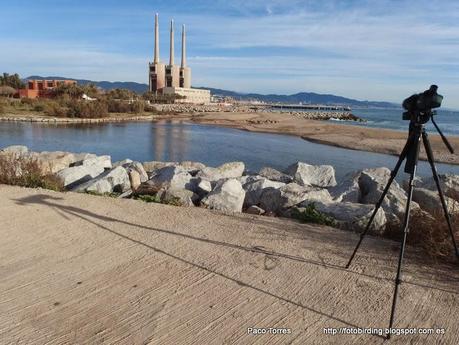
top-left (154, 13), bottom-right (159, 64)
top-left (169, 20), bottom-right (174, 65)
top-left (181, 24), bottom-right (186, 68)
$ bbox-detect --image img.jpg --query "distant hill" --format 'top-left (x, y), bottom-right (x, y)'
top-left (26, 76), bottom-right (397, 108)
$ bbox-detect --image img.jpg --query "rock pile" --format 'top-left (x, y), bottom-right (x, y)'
top-left (2, 144), bottom-right (458, 238)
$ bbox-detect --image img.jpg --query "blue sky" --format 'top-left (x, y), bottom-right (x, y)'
top-left (2, 0), bottom-right (459, 107)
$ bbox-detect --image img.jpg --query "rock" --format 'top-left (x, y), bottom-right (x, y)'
top-left (72, 166), bottom-right (130, 194)
top-left (113, 159), bottom-right (133, 168)
top-left (420, 174), bottom-right (459, 201)
top-left (245, 205), bottom-right (265, 215)
top-left (158, 188), bottom-right (198, 207)
top-left (258, 167), bottom-right (293, 183)
top-left (310, 201), bottom-right (387, 235)
top-left (72, 152), bottom-right (97, 162)
top-left (197, 162), bottom-right (245, 181)
top-left (73, 155), bottom-right (112, 170)
top-left (35, 151), bottom-right (82, 174)
top-left (1, 145), bottom-right (28, 154)
top-left (56, 163), bottom-right (105, 189)
top-left (412, 188), bottom-right (459, 215)
top-left (127, 162), bottom-right (148, 183)
top-left (243, 178), bottom-right (285, 207)
top-left (201, 179), bottom-right (245, 213)
top-left (178, 161), bottom-right (206, 174)
top-left (128, 170), bottom-right (141, 190)
top-left (359, 167), bottom-right (415, 224)
top-left (142, 161), bottom-right (177, 173)
top-left (259, 183), bottom-right (332, 214)
top-left (238, 174), bottom-right (263, 187)
top-left (285, 162), bottom-right (337, 187)
top-left (329, 171), bottom-right (360, 202)
top-left (196, 178), bottom-right (212, 195)
top-left (137, 166), bottom-right (193, 195)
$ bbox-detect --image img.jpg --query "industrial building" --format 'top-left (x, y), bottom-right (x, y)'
top-left (148, 14), bottom-right (210, 104)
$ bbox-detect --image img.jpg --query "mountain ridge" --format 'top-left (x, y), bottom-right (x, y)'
top-left (26, 75), bottom-right (398, 108)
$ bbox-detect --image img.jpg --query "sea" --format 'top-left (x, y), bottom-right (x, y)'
top-left (334, 108), bottom-right (459, 136)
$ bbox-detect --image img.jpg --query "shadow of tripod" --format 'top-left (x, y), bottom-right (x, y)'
top-left (345, 85), bottom-right (459, 339)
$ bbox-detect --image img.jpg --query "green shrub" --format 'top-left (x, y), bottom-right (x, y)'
top-left (0, 153), bottom-right (63, 191)
top-left (134, 194), bottom-right (182, 206)
top-left (291, 203), bottom-right (336, 226)
top-left (107, 99), bottom-right (144, 114)
top-left (67, 100), bottom-right (109, 118)
top-left (43, 101), bottom-right (68, 117)
top-left (135, 194), bottom-right (161, 203)
top-left (20, 97), bottom-right (34, 105)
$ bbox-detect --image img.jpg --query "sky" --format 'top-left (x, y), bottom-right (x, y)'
top-left (1, 0), bottom-right (459, 107)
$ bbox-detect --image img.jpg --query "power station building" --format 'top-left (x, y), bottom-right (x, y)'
top-left (148, 14), bottom-right (210, 104)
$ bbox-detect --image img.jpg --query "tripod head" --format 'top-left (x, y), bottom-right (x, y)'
top-left (402, 85), bottom-right (454, 154)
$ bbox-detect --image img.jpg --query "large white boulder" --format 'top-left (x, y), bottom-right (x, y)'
top-left (197, 162), bottom-right (245, 181)
top-left (142, 161), bottom-right (177, 173)
top-left (419, 174), bottom-right (459, 201)
top-left (329, 171), bottom-right (361, 202)
top-left (72, 166), bottom-right (130, 194)
top-left (56, 162), bottom-right (106, 189)
top-left (158, 188), bottom-right (198, 207)
top-left (178, 161), bottom-right (206, 174)
top-left (259, 183), bottom-right (332, 214)
top-left (35, 151), bottom-right (96, 174)
top-left (311, 201), bottom-right (387, 235)
top-left (285, 162), bottom-right (337, 187)
top-left (137, 166), bottom-right (193, 194)
top-left (201, 179), bottom-right (245, 213)
top-left (412, 188), bottom-right (459, 215)
top-left (359, 167), bottom-right (415, 224)
top-left (1, 145), bottom-right (28, 154)
top-left (258, 167), bottom-right (293, 183)
top-left (74, 155), bottom-right (112, 169)
top-left (243, 178), bottom-right (285, 207)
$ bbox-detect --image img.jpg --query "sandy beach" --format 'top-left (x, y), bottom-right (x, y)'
top-left (185, 111), bottom-right (459, 165)
top-left (1, 185), bottom-right (458, 344)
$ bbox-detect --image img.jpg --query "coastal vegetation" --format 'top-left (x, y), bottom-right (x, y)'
top-left (0, 153), bottom-right (63, 191)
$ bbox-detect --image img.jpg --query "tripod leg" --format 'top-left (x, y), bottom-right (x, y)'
top-left (345, 133), bottom-right (413, 269)
top-left (387, 131), bottom-right (421, 340)
top-left (422, 131), bottom-right (459, 258)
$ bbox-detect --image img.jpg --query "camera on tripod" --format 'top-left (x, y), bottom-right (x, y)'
top-left (402, 85), bottom-right (443, 123)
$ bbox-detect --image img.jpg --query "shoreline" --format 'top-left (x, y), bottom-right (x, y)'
top-left (2, 111), bottom-right (458, 165)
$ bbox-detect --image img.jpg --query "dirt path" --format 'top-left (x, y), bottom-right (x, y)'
top-left (0, 185), bottom-right (458, 344)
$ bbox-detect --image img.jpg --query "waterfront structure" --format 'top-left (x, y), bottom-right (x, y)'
top-left (18, 79), bottom-right (76, 99)
top-left (148, 14), bottom-right (210, 104)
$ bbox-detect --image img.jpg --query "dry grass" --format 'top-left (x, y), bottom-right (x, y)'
top-left (383, 195), bottom-right (459, 261)
top-left (0, 153), bottom-right (63, 191)
top-left (408, 208), bottom-right (459, 261)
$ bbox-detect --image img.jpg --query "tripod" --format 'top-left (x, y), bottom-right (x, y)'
top-left (345, 115), bottom-right (459, 339)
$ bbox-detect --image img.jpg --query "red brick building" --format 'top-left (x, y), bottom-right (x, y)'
top-left (18, 79), bottom-right (77, 99)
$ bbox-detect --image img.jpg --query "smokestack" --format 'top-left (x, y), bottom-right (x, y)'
top-left (181, 24), bottom-right (186, 68)
top-left (169, 20), bottom-right (174, 65)
top-left (154, 13), bottom-right (159, 64)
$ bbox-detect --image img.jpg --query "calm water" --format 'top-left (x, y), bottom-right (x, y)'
top-left (337, 108), bottom-right (459, 136)
top-left (1, 121), bottom-right (459, 181)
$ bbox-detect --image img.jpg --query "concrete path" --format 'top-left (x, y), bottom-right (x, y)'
top-left (0, 185), bottom-right (457, 344)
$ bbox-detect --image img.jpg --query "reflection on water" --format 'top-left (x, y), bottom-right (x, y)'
top-left (1, 120), bottom-right (459, 181)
